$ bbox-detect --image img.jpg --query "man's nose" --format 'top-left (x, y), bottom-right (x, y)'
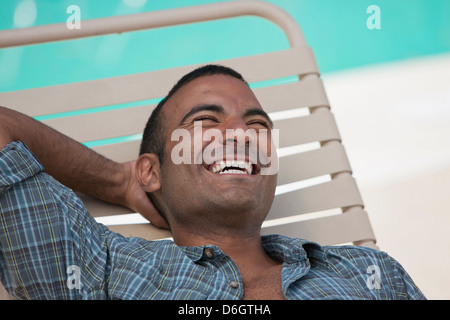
top-left (223, 116), bottom-right (248, 131)
top-left (222, 117), bottom-right (255, 146)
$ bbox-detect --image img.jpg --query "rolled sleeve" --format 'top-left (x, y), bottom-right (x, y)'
top-left (0, 141), bottom-right (111, 299)
top-left (0, 141), bottom-right (44, 194)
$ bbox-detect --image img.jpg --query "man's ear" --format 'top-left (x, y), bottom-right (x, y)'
top-left (135, 153), bottom-right (162, 192)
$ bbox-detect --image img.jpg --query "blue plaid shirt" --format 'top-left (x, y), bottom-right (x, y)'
top-left (0, 141), bottom-right (425, 300)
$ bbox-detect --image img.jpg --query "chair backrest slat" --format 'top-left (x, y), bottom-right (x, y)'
top-left (39, 99), bottom-right (339, 147)
top-left (277, 143), bottom-right (352, 185)
top-left (268, 175), bottom-right (364, 219)
top-left (262, 209), bottom-right (375, 245)
top-left (0, 47), bottom-right (318, 117)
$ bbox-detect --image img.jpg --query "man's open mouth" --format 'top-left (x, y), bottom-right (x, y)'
top-left (206, 160), bottom-right (258, 175)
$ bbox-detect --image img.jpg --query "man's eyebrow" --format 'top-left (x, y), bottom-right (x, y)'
top-left (244, 108), bottom-right (274, 128)
top-left (179, 104), bottom-right (224, 125)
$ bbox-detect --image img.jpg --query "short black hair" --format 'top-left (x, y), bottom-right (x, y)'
top-left (139, 64), bottom-right (248, 161)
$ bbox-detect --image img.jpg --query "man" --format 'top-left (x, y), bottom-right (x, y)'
top-left (0, 65), bottom-right (425, 300)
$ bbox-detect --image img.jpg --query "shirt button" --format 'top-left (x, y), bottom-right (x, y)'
top-left (204, 248), bottom-right (214, 258)
top-left (229, 281), bottom-right (239, 289)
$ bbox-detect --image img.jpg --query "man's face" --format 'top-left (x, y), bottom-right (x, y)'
top-left (157, 74), bottom-right (278, 231)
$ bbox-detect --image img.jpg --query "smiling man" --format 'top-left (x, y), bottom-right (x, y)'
top-left (135, 66), bottom-right (282, 299)
top-left (0, 65), bottom-right (425, 300)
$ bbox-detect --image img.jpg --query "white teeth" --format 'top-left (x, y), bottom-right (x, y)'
top-left (210, 160), bottom-right (252, 175)
top-left (219, 169), bottom-right (246, 175)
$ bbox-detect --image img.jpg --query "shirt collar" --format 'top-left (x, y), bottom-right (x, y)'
top-left (178, 234), bottom-right (329, 267)
top-left (261, 234), bottom-right (329, 268)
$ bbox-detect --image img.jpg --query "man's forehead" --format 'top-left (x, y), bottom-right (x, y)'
top-left (160, 74), bottom-right (262, 122)
top-left (180, 73), bottom-right (250, 94)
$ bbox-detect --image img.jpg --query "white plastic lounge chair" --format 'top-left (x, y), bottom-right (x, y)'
top-left (0, 0), bottom-right (377, 300)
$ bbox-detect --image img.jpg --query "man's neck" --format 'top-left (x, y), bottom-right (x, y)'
top-left (171, 225), bottom-right (285, 300)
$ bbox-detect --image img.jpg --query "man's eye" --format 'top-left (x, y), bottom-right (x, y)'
top-left (194, 116), bottom-right (218, 123)
top-left (247, 120), bottom-right (270, 129)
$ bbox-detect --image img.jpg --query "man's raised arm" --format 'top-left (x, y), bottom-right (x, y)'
top-left (0, 106), bottom-right (168, 229)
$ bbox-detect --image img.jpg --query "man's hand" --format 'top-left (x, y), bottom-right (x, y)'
top-left (121, 161), bottom-right (170, 230)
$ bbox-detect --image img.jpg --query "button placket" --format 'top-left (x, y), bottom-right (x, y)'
top-left (198, 246), bottom-right (243, 299)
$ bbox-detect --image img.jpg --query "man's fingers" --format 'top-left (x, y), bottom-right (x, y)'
top-left (131, 181), bottom-right (170, 229)
top-left (138, 200), bottom-right (170, 230)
